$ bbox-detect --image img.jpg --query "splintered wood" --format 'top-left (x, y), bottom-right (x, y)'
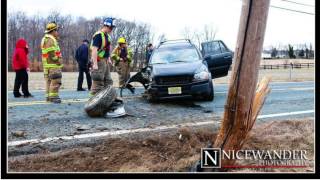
top-left (250, 76), bottom-right (271, 129)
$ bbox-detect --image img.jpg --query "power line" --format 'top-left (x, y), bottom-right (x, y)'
top-left (278, 0), bottom-right (315, 7)
top-left (270, 5), bottom-right (315, 15)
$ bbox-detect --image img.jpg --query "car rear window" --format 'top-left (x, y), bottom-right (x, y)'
top-left (150, 47), bottom-right (200, 64)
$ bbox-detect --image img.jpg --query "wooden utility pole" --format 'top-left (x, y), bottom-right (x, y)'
top-left (213, 0), bottom-right (271, 168)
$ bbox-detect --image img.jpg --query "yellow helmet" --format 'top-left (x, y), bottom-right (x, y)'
top-left (45, 22), bottom-right (59, 33)
top-left (118, 37), bottom-right (126, 44)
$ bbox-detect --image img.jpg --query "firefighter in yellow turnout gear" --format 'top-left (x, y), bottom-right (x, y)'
top-left (41, 22), bottom-right (63, 103)
top-left (111, 37), bottom-right (134, 93)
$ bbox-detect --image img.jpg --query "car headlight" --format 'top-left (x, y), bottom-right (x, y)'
top-left (194, 65), bottom-right (210, 81)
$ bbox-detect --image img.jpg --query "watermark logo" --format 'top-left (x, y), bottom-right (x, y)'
top-left (201, 148), bottom-right (221, 168)
top-left (200, 148), bottom-right (309, 169)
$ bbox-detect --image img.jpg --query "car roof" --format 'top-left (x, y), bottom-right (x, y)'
top-left (160, 39), bottom-right (191, 44)
top-left (158, 39), bottom-right (197, 50)
top-left (158, 42), bottom-right (194, 49)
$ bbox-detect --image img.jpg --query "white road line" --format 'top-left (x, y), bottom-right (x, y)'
top-left (7, 110), bottom-right (314, 147)
top-left (215, 87), bottom-right (314, 94)
top-left (7, 121), bottom-right (215, 147)
top-left (258, 110), bottom-right (314, 119)
top-left (270, 81), bottom-right (314, 84)
top-left (290, 87), bottom-right (314, 91)
top-left (215, 91), bottom-right (227, 94)
top-left (269, 87), bottom-right (314, 91)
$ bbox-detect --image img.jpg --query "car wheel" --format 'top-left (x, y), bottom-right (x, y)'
top-left (147, 94), bottom-right (158, 103)
top-left (84, 86), bottom-right (117, 117)
top-left (205, 80), bottom-right (214, 101)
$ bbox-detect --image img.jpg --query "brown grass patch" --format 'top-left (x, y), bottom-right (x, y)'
top-left (8, 119), bottom-right (314, 172)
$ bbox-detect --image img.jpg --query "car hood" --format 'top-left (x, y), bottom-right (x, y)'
top-left (152, 61), bottom-right (204, 76)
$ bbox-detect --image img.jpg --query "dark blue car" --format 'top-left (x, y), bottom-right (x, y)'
top-left (144, 39), bottom-right (233, 101)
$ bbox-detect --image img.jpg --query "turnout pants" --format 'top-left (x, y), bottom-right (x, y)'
top-left (90, 59), bottom-right (113, 96)
top-left (116, 61), bottom-right (130, 87)
top-left (44, 68), bottom-right (62, 100)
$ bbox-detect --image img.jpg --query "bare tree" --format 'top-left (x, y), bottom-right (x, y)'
top-left (181, 26), bottom-right (195, 41)
top-left (202, 24), bottom-right (217, 42)
top-left (7, 11), bottom-right (154, 72)
top-left (158, 33), bottom-right (166, 43)
top-left (181, 24), bottom-right (218, 50)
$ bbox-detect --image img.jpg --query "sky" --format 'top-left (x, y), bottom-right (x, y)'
top-left (7, 0), bottom-right (315, 50)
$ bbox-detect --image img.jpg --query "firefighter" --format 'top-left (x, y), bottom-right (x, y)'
top-left (111, 37), bottom-right (134, 93)
top-left (89, 17), bottom-right (115, 97)
top-left (41, 22), bottom-right (63, 103)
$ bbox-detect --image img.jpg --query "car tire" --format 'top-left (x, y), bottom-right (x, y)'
top-left (84, 86), bottom-right (117, 117)
top-left (205, 80), bottom-right (214, 101)
top-left (147, 94), bottom-right (158, 103)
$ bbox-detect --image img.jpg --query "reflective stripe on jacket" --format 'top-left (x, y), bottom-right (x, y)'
top-left (111, 46), bottom-right (133, 66)
top-left (41, 34), bottom-right (63, 69)
top-left (90, 31), bottom-right (111, 61)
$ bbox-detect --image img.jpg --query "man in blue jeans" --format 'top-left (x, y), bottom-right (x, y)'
top-left (75, 39), bottom-right (92, 91)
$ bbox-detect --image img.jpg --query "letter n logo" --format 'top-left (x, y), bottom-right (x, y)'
top-left (201, 148), bottom-right (221, 168)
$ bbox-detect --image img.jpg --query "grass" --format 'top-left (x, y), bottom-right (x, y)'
top-left (8, 118), bottom-right (314, 172)
top-left (214, 68), bottom-right (314, 84)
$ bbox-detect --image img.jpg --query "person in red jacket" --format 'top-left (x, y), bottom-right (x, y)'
top-left (12, 39), bottom-right (33, 98)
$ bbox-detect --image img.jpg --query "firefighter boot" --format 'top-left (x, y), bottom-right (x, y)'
top-left (50, 97), bottom-right (61, 103)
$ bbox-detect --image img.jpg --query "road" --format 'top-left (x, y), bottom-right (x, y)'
top-left (7, 81), bottom-right (314, 155)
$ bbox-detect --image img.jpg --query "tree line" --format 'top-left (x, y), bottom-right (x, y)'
top-left (8, 11), bottom-right (154, 72)
top-left (264, 43), bottom-right (314, 59)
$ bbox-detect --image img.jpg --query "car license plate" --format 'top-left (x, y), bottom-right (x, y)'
top-left (168, 87), bottom-right (182, 95)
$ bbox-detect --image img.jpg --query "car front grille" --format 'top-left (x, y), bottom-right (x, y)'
top-left (157, 76), bottom-right (192, 85)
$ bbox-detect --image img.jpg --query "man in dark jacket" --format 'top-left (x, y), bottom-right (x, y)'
top-left (145, 43), bottom-right (153, 65)
top-left (75, 39), bottom-right (92, 91)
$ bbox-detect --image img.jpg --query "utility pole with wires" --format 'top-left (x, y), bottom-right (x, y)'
top-left (191, 0), bottom-right (272, 172)
top-left (192, 0), bottom-right (272, 172)
top-left (213, 0), bottom-right (272, 170)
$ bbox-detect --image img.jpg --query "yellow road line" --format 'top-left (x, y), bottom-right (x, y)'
top-left (8, 96), bottom-right (140, 107)
top-left (8, 87), bottom-right (313, 107)
top-left (8, 98), bottom-right (89, 107)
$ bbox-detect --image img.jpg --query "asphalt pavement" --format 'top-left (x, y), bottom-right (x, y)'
top-left (7, 81), bottom-right (314, 155)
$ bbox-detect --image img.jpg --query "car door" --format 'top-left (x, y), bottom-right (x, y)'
top-left (201, 40), bottom-right (233, 78)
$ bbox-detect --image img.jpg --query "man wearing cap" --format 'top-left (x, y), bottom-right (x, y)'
top-left (89, 17), bottom-right (115, 96)
top-left (41, 21), bottom-right (63, 103)
top-left (75, 39), bottom-right (92, 91)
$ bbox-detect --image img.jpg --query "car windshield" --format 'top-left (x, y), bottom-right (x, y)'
top-left (150, 47), bottom-right (200, 64)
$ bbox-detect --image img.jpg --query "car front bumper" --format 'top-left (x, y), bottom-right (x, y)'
top-left (148, 80), bottom-right (211, 100)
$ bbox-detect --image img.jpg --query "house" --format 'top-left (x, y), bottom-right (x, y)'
top-left (261, 52), bottom-right (272, 59)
